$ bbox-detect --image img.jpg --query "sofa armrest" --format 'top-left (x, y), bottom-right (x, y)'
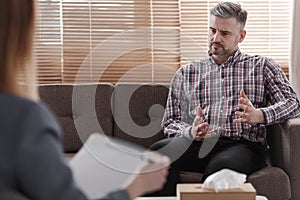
top-left (267, 118), bottom-right (300, 200)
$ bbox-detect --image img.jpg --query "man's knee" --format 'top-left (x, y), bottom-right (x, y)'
top-left (202, 154), bottom-right (254, 182)
top-left (149, 138), bottom-right (171, 151)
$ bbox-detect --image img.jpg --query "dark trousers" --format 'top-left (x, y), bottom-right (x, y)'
top-left (148, 136), bottom-right (267, 196)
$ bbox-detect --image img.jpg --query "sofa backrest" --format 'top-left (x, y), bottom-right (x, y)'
top-left (113, 83), bottom-right (169, 147)
top-left (39, 83), bottom-right (169, 152)
top-left (39, 83), bottom-right (114, 153)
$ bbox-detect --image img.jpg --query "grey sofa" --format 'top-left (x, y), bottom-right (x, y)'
top-left (39, 83), bottom-right (300, 200)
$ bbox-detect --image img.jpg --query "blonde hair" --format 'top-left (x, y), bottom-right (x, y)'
top-left (0, 0), bottom-right (38, 100)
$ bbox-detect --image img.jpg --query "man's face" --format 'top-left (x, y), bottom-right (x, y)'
top-left (208, 15), bottom-right (245, 58)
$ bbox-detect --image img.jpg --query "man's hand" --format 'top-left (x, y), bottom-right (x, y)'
top-left (233, 89), bottom-right (265, 124)
top-left (191, 106), bottom-right (216, 141)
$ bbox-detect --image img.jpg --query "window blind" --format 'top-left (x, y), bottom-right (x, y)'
top-left (239, 0), bottom-right (291, 77)
top-left (34, 0), bottom-right (292, 84)
top-left (35, 0), bottom-right (62, 83)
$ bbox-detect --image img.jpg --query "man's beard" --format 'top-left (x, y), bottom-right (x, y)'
top-left (209, 42), bottom-right (226, 56)
top-left (209, 43), bottom-right (236, 58)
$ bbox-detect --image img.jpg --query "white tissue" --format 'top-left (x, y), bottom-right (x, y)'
top-left (202, 169), bottom-right (247, 192)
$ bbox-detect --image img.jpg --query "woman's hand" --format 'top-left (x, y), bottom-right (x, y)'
top-left (124, 156), bottom-right (170, 199)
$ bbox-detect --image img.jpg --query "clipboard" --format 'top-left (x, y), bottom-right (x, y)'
top-left (69, 133), bottom-right (164, 199)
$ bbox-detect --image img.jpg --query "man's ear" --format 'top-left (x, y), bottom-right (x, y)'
top-left (239, 30), bottom-right (246, 43)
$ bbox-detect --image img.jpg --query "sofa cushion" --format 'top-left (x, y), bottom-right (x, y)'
top-left (39, 83), bottom-right (114, 152)
top-left (179, 171), bottom-right (203, 183)
top-left (113, 83), bottom-right (169, 147)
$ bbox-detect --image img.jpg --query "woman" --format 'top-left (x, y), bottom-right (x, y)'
top-left (0, 0), bottom-right (169, 199)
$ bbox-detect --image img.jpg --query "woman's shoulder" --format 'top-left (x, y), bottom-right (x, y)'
top-left (0, 92), bottom-right (50, 117)
top-left (0, 92), bottom-right (62, 138)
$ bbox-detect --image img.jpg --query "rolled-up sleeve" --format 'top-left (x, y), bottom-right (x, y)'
top-left (261, 58), bottom-right (300, 125)
top-left (162, 68), bottom-right (192, 138)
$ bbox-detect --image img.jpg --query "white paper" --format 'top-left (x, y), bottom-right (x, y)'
top-left (202, 169), bottom-right (247, 192)
top-left (69, 133), bottom-right (164, 199)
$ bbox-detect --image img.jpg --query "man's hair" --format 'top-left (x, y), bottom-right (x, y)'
top-left (210, 2), bottom-right (248, 29)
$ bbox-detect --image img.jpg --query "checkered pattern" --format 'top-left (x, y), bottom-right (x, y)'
top-left (162, 49), bottom-right (300, 144)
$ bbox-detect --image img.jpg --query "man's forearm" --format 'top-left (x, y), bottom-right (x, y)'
top-left (260, 99), bottom-right (300, 125)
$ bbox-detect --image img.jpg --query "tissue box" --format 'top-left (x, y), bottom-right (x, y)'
top-left (177, 183), bottom-right (256, 200)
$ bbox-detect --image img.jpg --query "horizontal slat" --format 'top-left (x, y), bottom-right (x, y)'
top-left (34, 0), bottom-right (291, 84)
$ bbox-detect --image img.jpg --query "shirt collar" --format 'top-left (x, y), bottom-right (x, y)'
top-left (208, 49), bottom-right (242, 65)
top-left (227, 49), bottom-right (241, 63)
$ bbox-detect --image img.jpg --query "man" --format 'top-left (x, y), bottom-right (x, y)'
top-left (150, 1), bottom-right (300, 196)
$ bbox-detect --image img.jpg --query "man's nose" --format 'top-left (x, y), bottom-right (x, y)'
top-left (212, 32), bottom-right (221, 42)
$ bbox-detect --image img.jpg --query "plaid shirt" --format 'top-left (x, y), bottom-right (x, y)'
top-left (162, 49), bottom-right (300, 144)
